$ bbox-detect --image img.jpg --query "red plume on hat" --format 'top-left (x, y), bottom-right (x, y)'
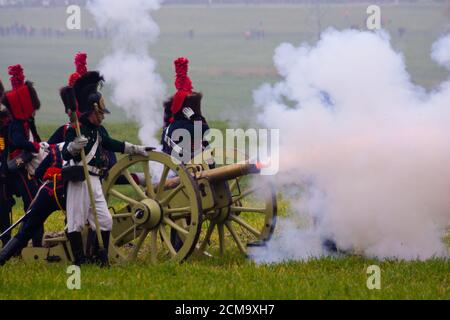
top-left (171, 57), bottom-right (193, 115)
top-left (8, 64), bottom-right (25, 90)
top-left (4, 64), bottom-right (39, 120)
top-left (68, 52), bottom-right (88, 87)
top-left (75, 52), bottom-right (87, 75)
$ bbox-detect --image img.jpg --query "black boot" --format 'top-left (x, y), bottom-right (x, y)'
top-left (85, 228), bottom-right (97, 263)
top-left (1, 234), bottom-right (11, 248)
top-left (89, 231), bottom-right (110, 268)
top-left (67, 232), bottom-right (86, 266)
top-left (322, 238), bottom-right (340, 254)
top-left (97, 231), bottom-right (110, 268)
top-left (32, 225), bottom-right (44, 248)
top-left (0, 238), bottom-right (25, 266)
top-left (170, 229), bottom-right (184, 252)
top-left (0, 221), bottom-right (12, 248)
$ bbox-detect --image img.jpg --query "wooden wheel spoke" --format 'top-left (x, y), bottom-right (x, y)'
top-left (114, 225), bottom-right (138, 245)
top-left (160, 183), bottom-right (185, 206)
top-left (230, 214), bottom-right (262, 238)
top-left (159, 226), bottom-right (177, 257)
top-left (142, 161), bottom-right (156, 199)
top-left (168, 212), bottom-right (192, 221)
top-left (131, 229), bottom-right (149, 260)
top-left (163, 218), bottom-right (189, 236)
top-left (109, 189), bottom-right (141, 207)
top-left (150, 230), bottom-right (158, 264)
top-left (156, 166), bottom-right (170, 198)
top-left (229, 179), bottom-right (239, 192)
top-left (111, 212), bottom-right (134, 219)
top-left (232, 186), bottom-right (261, 203)
top-left (123, 169), bottom-right (147, 200)
top-left (225, 221), bottom-right (247, 255)
top-left (164, 206), bottom-right (191, 215)
top-left (218, 223), bottom-right (225, 255)
top-left (198, 221), bottom-right (216, 253)
top-left (230, 206), bottom-right (267, 214)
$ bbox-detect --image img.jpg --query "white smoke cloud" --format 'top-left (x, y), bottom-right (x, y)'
top-left (432, 33), bottom-right (450, 71)
top-left (87, 0), bottom-right (166, 146)
top-left (251, 29), bottom-right (450, 263)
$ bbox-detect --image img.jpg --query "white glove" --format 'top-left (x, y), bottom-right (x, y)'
top-left (39, 142), bottom-right (50, 152)
top-left (182, 107), bottom-right (195, 120)
top-left (57, 142), bottom-right (65, 152)
top-left (27, 145), bottom-right (49, 176)
top-left (124, 142), bottom-right (148, 156)
top-left (67, 135), bottom-right (88, 156)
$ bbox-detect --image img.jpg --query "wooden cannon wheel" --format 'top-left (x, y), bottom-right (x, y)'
top-left (179, 148), bottom-right (278, 257)
top-left (102, 151), bottom-right (203, 264)
top-left (196, 175), bottom-right (278, 257)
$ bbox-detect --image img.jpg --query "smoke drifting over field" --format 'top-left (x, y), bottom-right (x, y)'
top-left (251, 29), bottom-right (450, 262)
top-left (432, 33), bottom-right (450, 71)
top-left (87, 0), bottom-right (165, 146)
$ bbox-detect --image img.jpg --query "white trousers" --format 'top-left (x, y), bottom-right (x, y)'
top-left (66, 176), bottom-right (113, 233)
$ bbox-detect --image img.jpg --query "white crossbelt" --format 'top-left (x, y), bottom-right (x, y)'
top-left (70, 133), bottom-right (101, 175)
top-left (164, 126), bottom-right (183, 154)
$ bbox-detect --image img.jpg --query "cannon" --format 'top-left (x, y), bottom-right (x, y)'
top-left (18, 150), bottom-right (277, 264)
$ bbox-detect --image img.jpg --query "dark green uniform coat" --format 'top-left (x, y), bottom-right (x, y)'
top-left (62, 119), bottom-right (124, 173)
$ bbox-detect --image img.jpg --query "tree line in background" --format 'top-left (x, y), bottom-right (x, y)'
top-left (1, 0), bottom-right (449, 9)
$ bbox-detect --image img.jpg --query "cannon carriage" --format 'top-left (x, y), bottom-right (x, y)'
top-left (19, 150), bottom-right (277, 264)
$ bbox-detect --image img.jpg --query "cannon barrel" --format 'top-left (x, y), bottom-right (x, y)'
top-left (162, 162), bottom-right (263, 189)
top-left (195, 162), bottom-right (261, 182)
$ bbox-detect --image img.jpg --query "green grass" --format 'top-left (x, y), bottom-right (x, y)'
top-left (0, 254), bottom-right (448, 300)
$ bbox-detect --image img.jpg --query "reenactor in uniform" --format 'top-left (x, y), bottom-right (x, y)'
top-left (0, 80), bottom-right (15, 247)
top-left (1, 65), bottom-right (48, 248)
top-left (48, 52), bottom-right (88, 145)
top-left (0, 144), bottom-right (65, 266)
top-left (162, 57), bottom-right (210, 162)
top-left (49, 52), bottom-right (119, 174)
top-left (62, 71), bottom-right (147, 266)
top-left (52, 54), bottom-right (124, 263)
top-left (161, 57), bottom-right (212, 249)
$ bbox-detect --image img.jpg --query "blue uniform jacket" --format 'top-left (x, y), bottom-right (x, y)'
top-left (8, 119), bottom-right (41, 157)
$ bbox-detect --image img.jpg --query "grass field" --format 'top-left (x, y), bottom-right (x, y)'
top-left (0, 4), bottom-right (449, 300)
top-left (1, 256), bottom-right (448, 300)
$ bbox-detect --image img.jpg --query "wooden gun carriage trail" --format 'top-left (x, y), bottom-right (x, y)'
top-left (18, 150), bottom-right (277, 264)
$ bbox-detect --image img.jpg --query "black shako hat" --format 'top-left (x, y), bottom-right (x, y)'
top-left (73, 71), bottom-right (110, 115)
